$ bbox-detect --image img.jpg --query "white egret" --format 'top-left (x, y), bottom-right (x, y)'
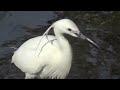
top-left (11, 19), bottom-right (99, 79)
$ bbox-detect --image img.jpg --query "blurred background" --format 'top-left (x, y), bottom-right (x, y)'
top-left (0, 11), bottom-right (120, 79)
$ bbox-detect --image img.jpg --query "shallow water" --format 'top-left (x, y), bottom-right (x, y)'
top-left (0, 11), bottom-right (120, 79)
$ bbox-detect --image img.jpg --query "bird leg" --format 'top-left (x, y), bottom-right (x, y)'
top-left (25, 73), bottom-right (36, 79)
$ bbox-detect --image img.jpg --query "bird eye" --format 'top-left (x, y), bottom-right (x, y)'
top-left (68, 28), bottom-right (72, 31)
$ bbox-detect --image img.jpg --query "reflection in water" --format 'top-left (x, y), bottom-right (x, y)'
top-left (0, 11), bottom-right (120, 79)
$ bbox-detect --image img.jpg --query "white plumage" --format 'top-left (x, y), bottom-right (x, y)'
top-left (12, 19), bottom-right (99, 79)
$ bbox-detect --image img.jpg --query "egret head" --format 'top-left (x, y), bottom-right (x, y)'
top-left (53, 19), bottom-right (80, 37)
top-left (53, 19), bottom-right (99, 48)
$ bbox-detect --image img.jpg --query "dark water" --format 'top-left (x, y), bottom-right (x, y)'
top-left (0, 11), bottom-right (120, 79)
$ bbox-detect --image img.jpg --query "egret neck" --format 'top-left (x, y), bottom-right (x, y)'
top-left (54, 27), bottom-right (72, 63)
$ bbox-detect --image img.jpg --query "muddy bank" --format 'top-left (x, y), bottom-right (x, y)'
top-left (0, 11), bottom-right (120, 79)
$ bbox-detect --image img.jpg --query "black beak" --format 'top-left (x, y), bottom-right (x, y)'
top-left (75, 33), bottom-right (100, 49)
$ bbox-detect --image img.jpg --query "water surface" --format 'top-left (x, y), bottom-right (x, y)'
top-left (0, 11), bottom-right (120, 79)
